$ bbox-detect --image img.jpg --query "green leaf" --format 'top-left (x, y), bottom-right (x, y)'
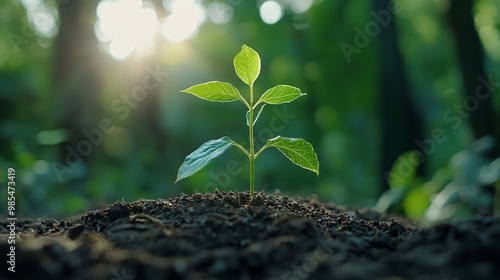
top-left (265, 136), bottom-right (319, 175)
top-left (402, 187), bottom-right (429, 219)
top-left (176, 137), bottom-right (234, 182)
top-left (257, 85), bottom-right (305, 105)
top-left (246, 104), bottom-right (266, 127)
top-left (181, 81), bottom-right (243, 102)
top-left (387, 150), bottom-right (421, 189)
top-left (234, 45), bottom-right (261, 86)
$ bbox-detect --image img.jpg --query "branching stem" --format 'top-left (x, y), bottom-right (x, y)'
top-left (230, 140), bottom-right (250, 158)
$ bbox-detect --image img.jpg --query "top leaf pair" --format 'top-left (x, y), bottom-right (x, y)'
top-left (182, 45), bottom-right (305, 108)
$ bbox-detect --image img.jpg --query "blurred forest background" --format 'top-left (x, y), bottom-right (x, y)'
top-left (1, 0), bottom-right (499, 220)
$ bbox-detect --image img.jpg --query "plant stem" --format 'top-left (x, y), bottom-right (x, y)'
top-left (249, 85), bottom-right (255, 196)
top-left (229, 140), bottom-right (251, 158)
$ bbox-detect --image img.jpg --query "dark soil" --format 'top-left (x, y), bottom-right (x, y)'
top-left (1, 190), bottom-right (499, 280)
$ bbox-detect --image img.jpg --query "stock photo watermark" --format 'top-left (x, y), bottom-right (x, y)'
top-left (6, 167), bottom-right (17, 273)
top-left (7, 21), bottom-right (37, 54)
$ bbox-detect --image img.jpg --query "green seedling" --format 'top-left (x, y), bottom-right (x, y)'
top-left (176, 45), bottom-right (319, 196)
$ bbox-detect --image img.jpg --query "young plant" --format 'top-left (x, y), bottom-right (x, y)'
top-left (176, 45), bottom-right (319, 196)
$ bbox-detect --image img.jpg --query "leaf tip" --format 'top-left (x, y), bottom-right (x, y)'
top-left (180, 86), bottom-right (193, 94)
top-left (311, 164), bottom-right (319, 176)
top-left (175, 174), bottom-right (182, 183)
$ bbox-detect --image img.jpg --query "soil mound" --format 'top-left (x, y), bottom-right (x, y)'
top-left (1, 191), bottom-right (499, 279)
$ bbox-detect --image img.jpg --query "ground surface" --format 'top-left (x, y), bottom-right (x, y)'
top-left (1, 191), bottom-right (499, 280)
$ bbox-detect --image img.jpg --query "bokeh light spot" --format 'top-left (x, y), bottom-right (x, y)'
top-left (207, 1), bottom-right (233, 24)
top-left (259, 1), bottom-right (283, 25)
top-left (21, 0), bottom-right (59, 38)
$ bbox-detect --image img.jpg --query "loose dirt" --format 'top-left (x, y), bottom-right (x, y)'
top-left (1, 190), bottom-right (499, 279)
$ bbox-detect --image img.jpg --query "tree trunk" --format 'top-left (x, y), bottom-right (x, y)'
top-left (447, 0), bottom-right (500, 158)
top-left (447, 0), bottom-right (499, 215)
top-left (374, 0), bottom-right (425, 190)
top-left (53, 0), bottom-right (101, 180)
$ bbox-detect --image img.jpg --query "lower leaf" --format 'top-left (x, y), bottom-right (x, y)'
top-left (176, 136), bottom-right (234, 182)
top-left (265, 136), bottom-right (319, 175)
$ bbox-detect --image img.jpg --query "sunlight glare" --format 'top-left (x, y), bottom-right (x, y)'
top-left (96, 0), bottom-right (159, 60)
top-left (109, 36), bottom-right (135, 60)
top-left (161, 0), bottom-right (206, 42)
top-left (259, 1), bottom-right (283, 25)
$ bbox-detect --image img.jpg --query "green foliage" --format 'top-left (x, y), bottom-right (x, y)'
top-left (176, 45), bottom-right (319, 196)
top-left (374, 151), bottom-right (424, 218)
top-left (257, 85), bottom-right (305, 105)
top-left (260, 136), bottom-right (319, 176)
top-left (176, 137), bottom-right (233, 182)
top-left (3, 0), bottom-right (499, 216)
top-left (233, 45), bottom-right (261, 87)
top-left (182, 82), bottom-right (243, 102)
top-left (375, 138), bottom-right (500, 221)
top-left (387, 151), bottom-right (420, 189)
